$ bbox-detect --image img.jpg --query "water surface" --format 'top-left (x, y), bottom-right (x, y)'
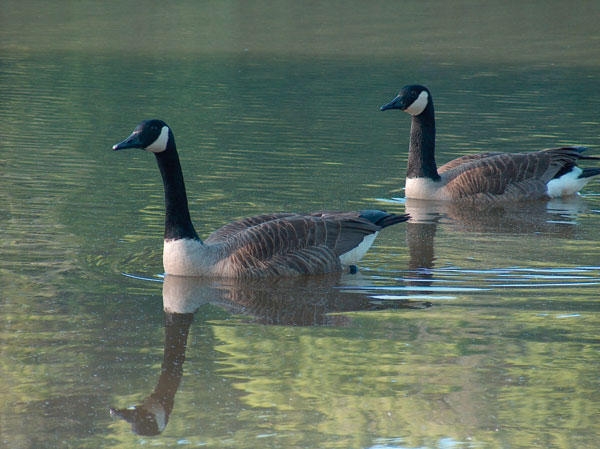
top-left (1, 1), bottom-right (600, 448)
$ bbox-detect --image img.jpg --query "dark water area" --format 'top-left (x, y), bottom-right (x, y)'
top-left (1, 1), bottom-right (600, 448)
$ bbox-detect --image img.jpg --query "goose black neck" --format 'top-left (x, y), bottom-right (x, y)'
top-left (407, 103), bottom-right (440, 180)
top-left (154, 141), bottom-right (201, 241)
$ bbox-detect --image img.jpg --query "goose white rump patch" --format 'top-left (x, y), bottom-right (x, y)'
top-left (546, 167), bottom-right (587, 197)
top-left (339, 232), bottom-right (378, 265)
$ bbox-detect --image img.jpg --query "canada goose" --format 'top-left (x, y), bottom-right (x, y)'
top-left (112, 119), bottom-right (409, 277)
top-left (380, 85), bottom-right (600, 202)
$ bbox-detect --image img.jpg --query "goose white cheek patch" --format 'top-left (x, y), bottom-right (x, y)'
top-left (146, 126), bottom-right (170, 153)
top-left (405, 90), bottom-right (429, 116)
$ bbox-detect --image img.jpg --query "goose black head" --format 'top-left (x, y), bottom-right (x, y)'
top-left (380, 85), bottom-right (431, 116)
top-left (112, 119), bottom-right (173, 153)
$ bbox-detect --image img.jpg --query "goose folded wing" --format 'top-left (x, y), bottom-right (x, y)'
top-left (205, 213), bottom-right (300, 243)
top-left (438, 152), bottom-right (504, 174)
top-left (442, 150), bottom-right (578, 200)
top-left (220, 214), bottom-right (382, 276)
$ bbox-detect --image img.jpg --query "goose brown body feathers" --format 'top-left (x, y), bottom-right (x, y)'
top-left (438, 147), bottom-right (596, 202)
top-left (113, 120), bottom-right (408, 278)
top-left (200, 211), bottom-right (398, 277)
top-left (381, 85), bottom-right (600, 202)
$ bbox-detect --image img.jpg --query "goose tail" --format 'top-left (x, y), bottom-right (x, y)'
top-left (580, 168), bottom-right (600, 179)
top-left (359, 210), bottom-right (410, 228)
top-left (573, 147), bottom-right (600, 176)
top-left (571, 146), bottom-right (600, 161)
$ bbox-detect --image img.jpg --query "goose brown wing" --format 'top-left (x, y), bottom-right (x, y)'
top-left (442, 147), bottom-right (585, 201)
top-left (438, 152), bottom-right (504, 174)
top-left (205, 213), bottom-right (300, 243)
top-left (219, 214), bottom-right (384, 277)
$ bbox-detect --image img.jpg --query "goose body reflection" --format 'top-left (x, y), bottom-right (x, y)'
top-left (403, 196), bottom-right (587, 236)
top-left (110, 274), bottom-right (431, 435)
top-left (112, 120), bottom-right (408, 277)
top-left (395, 195), bottom-right (591, 293)
top-left (162, 274), bottom-right (430, 326)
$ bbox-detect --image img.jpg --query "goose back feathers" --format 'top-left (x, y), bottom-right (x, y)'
top-left (113, 120), bottom-right (408, 278)
top-left (381, 85), bottom-right (600, 202)
top-left (437, 147), bottom-right (599, 202)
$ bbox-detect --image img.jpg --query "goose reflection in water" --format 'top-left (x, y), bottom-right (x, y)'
top-left (110, 274), bottom-right (431, 435)
top-left (402, 196), bottom-right (589, 235)
top-left (396, 196), bottom-right (591, 294)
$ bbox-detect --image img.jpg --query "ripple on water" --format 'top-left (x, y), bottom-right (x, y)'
top-left (346, 266), bottom-right (600, 303)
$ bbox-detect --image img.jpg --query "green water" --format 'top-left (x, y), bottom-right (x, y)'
top-left (1, 1), bottom-right (600, 448)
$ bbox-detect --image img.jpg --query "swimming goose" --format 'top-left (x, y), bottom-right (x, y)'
top-left (112, 119), bottom-right (408, 277)
top-left (380, 85), bottom-right (600, 202)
